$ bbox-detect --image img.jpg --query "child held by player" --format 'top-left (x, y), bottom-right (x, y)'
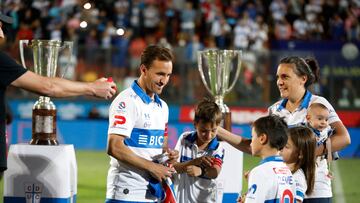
top-left (280, 126), bottom-right (316, 203)
top-left (173, 98), bottom-right (224, 203)
top-left (306, 103), bottom-right (339, 181)
top-left (243, 115), bottom-right (296, 203)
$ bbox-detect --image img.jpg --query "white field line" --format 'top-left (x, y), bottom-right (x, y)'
top-left (333, 161), bottom-right (345, 203)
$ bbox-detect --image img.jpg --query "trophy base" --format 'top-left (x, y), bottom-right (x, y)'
top-left (223, 112), bottom-right (232, 132)
top-left (32, 108), bottom-right (57, 146)
top-left (30, 135), bottom-right (59, 145)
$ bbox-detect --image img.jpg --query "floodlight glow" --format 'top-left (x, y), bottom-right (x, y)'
top-left (80, 21), bottom-right (88, 28)
top-left (84, 3), bottom-right (91, 9)
top-left (116, 28), bottom-right (125, 36)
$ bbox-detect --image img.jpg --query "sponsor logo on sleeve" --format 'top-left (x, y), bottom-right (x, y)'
top-left (113, 115), bottom-right (126, 126)
top-left (118, 102), bottom-right (126, 109)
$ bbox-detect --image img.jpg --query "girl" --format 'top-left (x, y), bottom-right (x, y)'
top-left (281, 126), bottom-right (317, 203)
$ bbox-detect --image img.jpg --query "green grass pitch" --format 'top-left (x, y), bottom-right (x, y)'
top-left (1, 150), bottom-right (359, 203)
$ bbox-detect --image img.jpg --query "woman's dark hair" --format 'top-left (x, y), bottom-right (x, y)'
top-left (140, 45), bottom-right (173, 68)
top-left (253, 115), bottom-right (288, 150)
top-left (287, 126), bottom-right (316, 195)
top-left (280, 56), bottom-right (320, 88)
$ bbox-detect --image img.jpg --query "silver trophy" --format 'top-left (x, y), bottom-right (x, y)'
top-left (20, 39), bottom-right (73, 145)
top-left (198, 50), bottom-right (242, 131)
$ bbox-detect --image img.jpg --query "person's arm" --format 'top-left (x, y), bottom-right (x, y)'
top-left (185, 164), bottom-right (221, 179)
top-left (329, 121), bottom-right (351, 152)
top-left (11, 71), bottom-right (116, 99)
top-left (217, 127), bottom-right (252, 154)
top-left (173, 156), bottom-right (213, 174)
top-left (174, 156), bottom-right (220, 179)
top-left (107, 134), bottom-right (175, 182)
top-left (315, 121), bottom-right (351, 156)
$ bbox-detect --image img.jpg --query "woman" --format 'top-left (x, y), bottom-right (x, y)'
top-left (218, 56), bottom-right (350, 203)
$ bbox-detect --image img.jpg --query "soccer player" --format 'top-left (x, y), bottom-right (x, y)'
top-left (105, 45), bottom-right (178, 203)
top-left (173, 98), bottom-right (224, 203)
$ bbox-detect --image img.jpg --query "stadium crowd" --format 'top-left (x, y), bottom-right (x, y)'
top-left (1, 0), bottom-right (359, 105)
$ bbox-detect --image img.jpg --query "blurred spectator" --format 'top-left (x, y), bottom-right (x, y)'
top-left (128, 36), bottom-right (146, 70)
top-left (308, 17), bottom-right (324, 40)
top-left (163, 1), bottom-right (179, 44)
top-left (250, 15), bottom-right (269, 53)
top-left (88, 106), bottom-right (101, 119)
top-left (210, 12), bottom-right (231, 49)
top-left (180, 1), bottom-right (196, 37)
top-left (111, 29), bottom-right (131, 80)
top-left (129, 0), bottom-right (144, 37)
top-left (293, 14), bottom-right (309, 40)
top-left (339, 79), bottom-right (357, 107)
top-left (329, 14), bottom-right (346, 40)
top-left (274, 18), bottom-right (292, 40)
top-left (233, 17), bottom-right (251, 50)
top-left (345, 12), bottom-right (360, 41)
top-left (143, 2), bottom-right (160, 35)
top-left (304, 0), bottom-right (323, 23)
top-left (269, 0), bottom-right (287, 22)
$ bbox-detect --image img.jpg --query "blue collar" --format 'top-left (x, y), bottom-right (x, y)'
top-left (131, 80), bottom-right (162, 106)
top-left (185, 131), bottom-right (219, 150)
top-left (277, 90), bottom-right (312, 111)
top-left (259, 155), bottom-right (283, 165)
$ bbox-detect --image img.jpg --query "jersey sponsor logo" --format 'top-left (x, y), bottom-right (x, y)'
top-left (113, 115), bottom-right (126, 126)
top-left (278, 175), bottom-right (294, 186)
top-left (273, 167), bottom-right (290, 174)
top-left (281, 189), bottom-right (294, 203)
top-left (131, 134), bottom-right (164, 147)
top-left (124, 128), bottom-right (165, 148)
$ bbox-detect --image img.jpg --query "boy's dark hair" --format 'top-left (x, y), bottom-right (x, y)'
top-left (253, 115), bottom-right (288, 150)
top-left (141, 45), bottom-right (173, 68)
top-left (288, 126), bottom-right (316, 195)
top-left (194, 98), bottom-right (222, 125)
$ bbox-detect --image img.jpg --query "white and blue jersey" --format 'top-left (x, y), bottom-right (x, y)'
top-left (294, 169), bottom-right (307, 202)
top-left (174, 131), bottom-right (225, 203)
top-left (245, 156), bottom-right (296, 203)
top-left (268, 90), bottom-right (339, 198)
top-left (106, 81), bottom-right (169, 202)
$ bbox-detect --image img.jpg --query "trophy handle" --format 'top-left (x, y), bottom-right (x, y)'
top-left (19, 39), bottom-right (30, 69)
top-left (60, 41), bottom-right (74, 78)
top-left (225, 52), bottom-right (242, 94)
top-left (197, 51), bottom-right (213, 94)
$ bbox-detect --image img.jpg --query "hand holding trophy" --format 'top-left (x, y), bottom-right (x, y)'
top-left (19, 39), bottom-right (73, 145)
top-left (198, 50), bottom-right (242, 131)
